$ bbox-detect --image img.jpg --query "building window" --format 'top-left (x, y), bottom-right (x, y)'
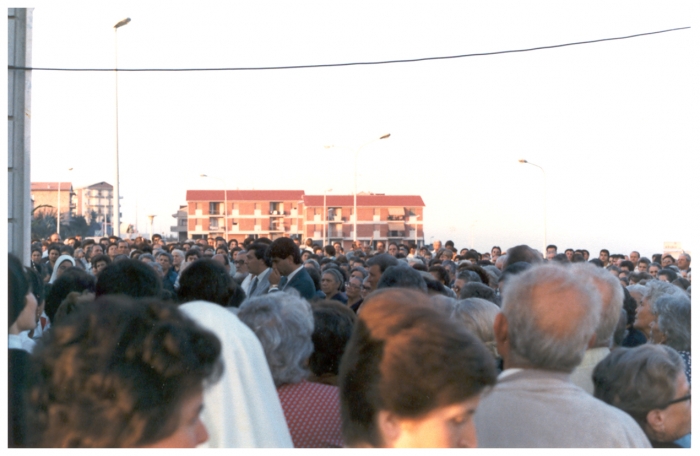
top-left (270, 202), bottom-right (282, 214)
top-left (388, 207), bottom-right (405, 221)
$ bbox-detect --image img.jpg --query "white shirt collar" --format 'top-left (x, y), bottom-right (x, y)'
top-left (255, 267), bottom-right (271, 279)
top-left (283, 265), bottom-right (304, 287)
top-left (497, 368), bottom-right (524, 380)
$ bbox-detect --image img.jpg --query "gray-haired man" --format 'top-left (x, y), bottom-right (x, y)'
top-left (475, 264), bottom-right (650, 448)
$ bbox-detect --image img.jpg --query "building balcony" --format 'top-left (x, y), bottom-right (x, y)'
top-left (170, 226), bottom-right (188, 232)
top-left (328, 229), bottom-right (345, 238)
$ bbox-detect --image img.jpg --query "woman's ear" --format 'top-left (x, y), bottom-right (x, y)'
top-left (376, 410), bottom-right (401, 448)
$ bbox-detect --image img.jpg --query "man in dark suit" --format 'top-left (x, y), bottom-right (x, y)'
top-left (267, 237), bottom-right (316, 301)
top-left (245, 242), bottom-right (273, 298)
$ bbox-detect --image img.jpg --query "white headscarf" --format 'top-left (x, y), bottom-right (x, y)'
top-left (179, 301), bottom-right (293, 448)
top-left (48, 255), bottom-right (76, 284)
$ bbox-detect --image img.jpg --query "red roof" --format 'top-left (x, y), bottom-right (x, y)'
top-left (186, 190), bottom-right (306, 202)
top-left (31, 182), bottom-right (73, 191)
top-left (303, 194), bottom-right (425, 207)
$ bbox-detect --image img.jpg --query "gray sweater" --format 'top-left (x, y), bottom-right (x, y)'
top-left (475, 369), bottom-right (651, 448)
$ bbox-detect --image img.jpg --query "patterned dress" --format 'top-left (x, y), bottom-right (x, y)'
top-left (277, 380), bottom-right (344, 448)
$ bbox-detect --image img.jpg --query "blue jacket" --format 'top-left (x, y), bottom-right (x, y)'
top-left (282, 266), bottom-right (316, 301)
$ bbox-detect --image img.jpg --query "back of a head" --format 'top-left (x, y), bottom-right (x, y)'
top-left (305, 265), bottom-right (322, 291)
top-left (309, 300), bottom-right (357, 379)
top-left (456, 268), bottom-right (483, 284)
top-left (645, 280), bottom-right (687, 308)
top-left (95, 259), bottom-right (162, 300)
top-left (366, 253), bottom-right (399, 274)
top-left (658, 268), bottom-right (678, 283)
top-left (571, 262), bottom-right (624, 348)
top-left (376, 265), bottom-right (428, 293)
top-left (238, 292), bottom-right (314, 387)
top-left (551, 253), bottom-right (570, 264)
top-left (501, 264), bottom-right (601, 372)
top-left (499, 261), bottom-right (532, 290)
top-left (451, 298), bottom-right (501, 359)
top-left (45, 268), bottom-right (96, 324)
top-left (177, 259), bottom-right (232, 307)
top-left (8, 254), bottom-right (29, 328)
top-left (53, 291), bottom-right (94, 326)
top-left (505, 245), bottom-right (543, 268)
top-left (459, 282), bottom-right (499, 306)
top-left (339, 288), bottom-right (497, 447)
top-left (592, 344), bottom-right (684, 431)
top-left (27, 296), bottom-right (222, 447)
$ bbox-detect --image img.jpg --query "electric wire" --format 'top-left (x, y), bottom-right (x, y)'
top-left (7, 26), bottom-right (690, 72)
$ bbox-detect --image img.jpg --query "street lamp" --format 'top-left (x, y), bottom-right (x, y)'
top-left (326, 133), bottom-right (390, 243)
top-left (56, 167), bottom-right (73, 238)
top-left (200, 174), bottom-right (228, 240)
top-left (323, 188), bottom-right (332, 247)
top-left (518, 159), bottom-right (547, 256)
top-left (413, 214), bottom-right (419, 247)
top-left (147, 214), bottom-right (156, 241)
top-left (113, 17), bottom-right (130, 238)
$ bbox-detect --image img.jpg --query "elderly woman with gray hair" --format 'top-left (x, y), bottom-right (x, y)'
top-left (451, 298), bottom-right (502, 371)
top-left (633, 280), bottom-right (687, 340)
top-left (320, 268), bottom-right (347, 304)
top-left (649, 293), bottom-right (691, 384)
top-left (593, 344), bottom-right (691, 448)
top-left (238, 292), bottom-right (343, 448)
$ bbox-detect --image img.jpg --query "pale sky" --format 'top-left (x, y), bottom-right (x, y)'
top-left (18, 0), bottom-right (699, 257)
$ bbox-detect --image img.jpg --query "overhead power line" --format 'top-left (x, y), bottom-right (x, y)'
top-left (8, 26), bottom-right (690, 72)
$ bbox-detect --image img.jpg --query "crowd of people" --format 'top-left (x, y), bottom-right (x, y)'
top-left (8, 233), bottom-right (692, 448)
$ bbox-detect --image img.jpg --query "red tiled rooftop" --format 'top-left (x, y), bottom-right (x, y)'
top-left (31, 182), bottom-right (72, 191)
top-left (186, 190), bottom-right (306, 202)
top-left (303, 194), bottom-right (425, 207)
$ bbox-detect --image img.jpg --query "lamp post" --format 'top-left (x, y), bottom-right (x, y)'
top-left (326, 133), bottom-right (390, 244)
top-left (414, 214), bottom-right (418, 247)
top-left (518, 159), bottom-right (547, 256)
top-left (56, 167), bottom-right (73, 238)
top-left (200, 174), bottom-right (228, 241)
top-left (147, 214), bottom-right (156, 241)
top-left (323, 188), bottom-right (332, 247)
top-left (113, 17), bottom-right (130, 238)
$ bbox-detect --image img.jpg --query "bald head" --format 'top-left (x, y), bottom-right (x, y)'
top-left (499, 264), bottom-right (601, 372)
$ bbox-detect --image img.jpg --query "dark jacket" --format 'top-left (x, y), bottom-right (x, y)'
top-left (282, 266), bottom-right (316, 301)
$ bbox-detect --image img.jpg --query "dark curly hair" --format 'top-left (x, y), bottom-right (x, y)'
top-left (95, 259), bottom-right (162, 300)
top-left (45, 268), bottom-right (96, 324)
top-left (177, 258), bottom-right (233, 307)
top-left (266, 237), bottom-right (301, 264)
top-left (27, 296), bottom-right (222, 447)
top-left (309, 300), bottom-right (357, 378)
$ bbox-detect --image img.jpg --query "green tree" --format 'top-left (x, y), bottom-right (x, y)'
top-left (31, 210), bottom-right (57, 241)
top-left (31, 210), bottom-right (91, 240)
top-left (62, 215), bottom-right (90, 238)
